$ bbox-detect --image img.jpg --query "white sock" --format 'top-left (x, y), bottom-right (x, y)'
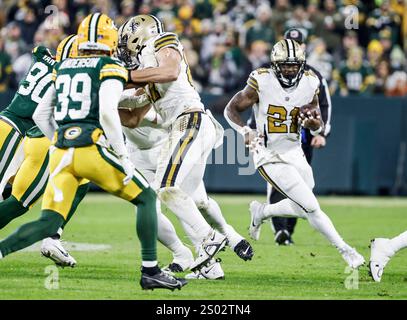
top-left (142, 261), bottom-right (158, 268)
top-left (389, 231), bottom-right (407, 253)
top-left (158, 187), bottom-right (211, 242)
top-left (180, 220), bottom-right (202, 252)
top-left (199, 197), bottom-right (244, 249)
top-left (307, 209), bottom-right (347, 250)
top-left (262, 199), bottom-right (347, 250)
top-left (157, 210), bottom-right (190, 259)
top-left (0, 250), bottom-right (3, 259)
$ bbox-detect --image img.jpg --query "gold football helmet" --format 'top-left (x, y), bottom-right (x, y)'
top-left (56, 34), bottom-right (78, 62)
top-left (118, 14), bottom-right (164, 68)
top-left (77, 13), bottom-right (118, 56)
top-left (270, 39), bottom-right (306, 87)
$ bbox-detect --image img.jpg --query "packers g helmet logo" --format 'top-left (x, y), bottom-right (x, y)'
top-left (64, 127), bottom-right (82, 140)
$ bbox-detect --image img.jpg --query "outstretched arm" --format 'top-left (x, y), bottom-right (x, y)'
top-left (224, 85), bottom-right (259, 144)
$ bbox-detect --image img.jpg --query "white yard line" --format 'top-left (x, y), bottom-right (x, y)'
top-left (22, 242), bottom-right (111, 252)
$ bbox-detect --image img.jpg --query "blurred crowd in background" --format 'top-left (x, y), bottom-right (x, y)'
top-left (0, 0), bottom-right (406, 98)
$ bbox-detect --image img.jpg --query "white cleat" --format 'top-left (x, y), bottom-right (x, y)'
top-left (190, 230), bottom-right (227, 272)
top-left (369, 238), bottom-right (394, 282)
top-left (185, 259), bottom-right (225, 280)
top-left (249, 201), bottom-right (264, 241)
top-left (340, 246), bottom-right (365, 269)
top-left (41, 238), bottom-right (77, 268)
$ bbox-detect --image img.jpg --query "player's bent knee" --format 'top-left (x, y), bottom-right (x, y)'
top-left (132, 187), bottom-right (156, 206)
top-left (156, 186), bottom-right (183, 203)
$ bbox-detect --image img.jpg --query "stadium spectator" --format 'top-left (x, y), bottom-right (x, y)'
top-left (246, 40), bottom-right (270, 71)
top-left (311, 0), bottom-right (344, 54)
top-left (306, 37), bottom-right (334, 84)
top-left (366, 0), bottom-right (401, 45)
top-left (367, 39), bottom-right (384, 69)
top-left (373, 59), bottom-right (391, 94)
top-left (243, 3), bottom-right (274, 49)
top-left (333, 47), bottom-right (375, 96)
top-left (204, 39), bottom-right (238, 94)
top-left (284, 5), bottom-right (313, 40)
top-left (385, 68), bottom-right (407, 97)
top-left (0, 33), bottom-right (12, 93)
top-left (270, 0), bottom-right (292, 38)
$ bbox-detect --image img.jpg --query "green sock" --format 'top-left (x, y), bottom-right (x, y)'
top-left (62, 182), bottom-right (89, 230)
top-left (0, 210), bottom-right (65, 257)
top-left (0, 196), bottom-right (29, 230)
top-left (131, 188), bottom-right (158, 262)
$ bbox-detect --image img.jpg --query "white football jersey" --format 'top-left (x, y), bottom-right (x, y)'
top-left (138, 32), bottom-right (204, 128)
top-left (123, 120), bottom-right (167, 151)
top-left (248, 68), bottom-right (320, 157)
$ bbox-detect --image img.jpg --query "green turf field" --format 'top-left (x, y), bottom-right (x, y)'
top-left (0, 194), bottom-right (406, 300)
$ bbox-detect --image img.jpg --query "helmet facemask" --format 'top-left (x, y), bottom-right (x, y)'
top-left (272, 60), bottom-right (305, 87)
top-left (118, 15), bottom-right (164, 69)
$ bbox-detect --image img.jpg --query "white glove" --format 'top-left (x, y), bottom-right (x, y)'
top-left (119, 156), bottom-right (135, 185)
top-left (248, 135), bottom-right (264, 154)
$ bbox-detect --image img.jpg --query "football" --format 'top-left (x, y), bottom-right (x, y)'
top-left (299, 104), bottom-right (321, 120)
top-left (299, 104), bottom-right (322, 130)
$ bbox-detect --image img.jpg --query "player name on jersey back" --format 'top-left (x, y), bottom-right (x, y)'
top-left (59, 58), bottom-right (100, 69)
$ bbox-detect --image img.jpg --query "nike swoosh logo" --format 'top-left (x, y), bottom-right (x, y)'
top-left (55, 247), bottom-right (69, 258)
top-left (242, 246), bottom-right (251, 255)
top-left (204, 265), bottom-right (215, 274)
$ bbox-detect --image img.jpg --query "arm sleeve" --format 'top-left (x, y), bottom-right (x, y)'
top-left (33, 85), bottom-right (58, 141)
top-left (99, 79), bottom-right (128, 158)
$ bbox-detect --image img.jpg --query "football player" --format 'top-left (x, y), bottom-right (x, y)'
top-left (0, 45), bottom-right (56, 197)
top-left (119, 90), bottom-right (237, 279)
top-left (224, 39), bottom-right (365, 269)
top-left (119, 89), bottom-right (195, 273)
top-left (0, 13), bottom-right (185, 291)
top-left (369, 231), bottom-right (407, 282)
top-left (0, 35), bottom-right (88, 268)
top-left (118, 14), bottom-right (254, 273)
top-left (247, 28), bottom-right (333, 246)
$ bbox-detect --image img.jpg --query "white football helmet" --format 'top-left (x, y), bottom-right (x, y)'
top-left (118, 14), bottom-right (164, 69)
top-left (270, 39), bottom-right (306, 87)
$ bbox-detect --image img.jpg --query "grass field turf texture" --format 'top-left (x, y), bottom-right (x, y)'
top-left (0, 194), bottom-right (406, 300)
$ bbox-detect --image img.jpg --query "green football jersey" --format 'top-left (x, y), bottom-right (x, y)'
top-left (0, 46), bottom-right (56, 135)
top-left (53, 55), bottom-right (128, 148)
top-left (25, 125), bottom-right (44, 138)
top-left (337, 61), bottom-right (375, 94)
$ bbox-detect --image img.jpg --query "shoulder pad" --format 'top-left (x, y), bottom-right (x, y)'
top-left (154, 32), bottom-right (180, 52)
top-left (255, 68), bottom-right (270, 75)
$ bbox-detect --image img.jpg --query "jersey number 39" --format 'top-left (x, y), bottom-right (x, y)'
top-left (54, 73), bottom-right (91, 121)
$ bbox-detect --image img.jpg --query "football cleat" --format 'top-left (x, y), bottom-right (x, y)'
top-left (339, 246), bottom-right (365, 269)
top-left (369, 238), bottom-right (395, 282)
top-left (41, 238), bottom-right (77, 268)
top-left (274, 229), bottom-right (294, 246)
top-left (233, 239), bottom-right (254, 261)
top-left (249, 201), bottom-right (265, 241)
top-left (190, 229), bottom-right (227, 272)
top-left (185, 259), bottom-right (225, 280)
top-left (140, 270), bottom-right (187, 291)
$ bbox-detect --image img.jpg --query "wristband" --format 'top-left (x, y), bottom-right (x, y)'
top-left (310, 127), bottom-right (323, 136)
top-left (238, 125), bottom-right (252, 137)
